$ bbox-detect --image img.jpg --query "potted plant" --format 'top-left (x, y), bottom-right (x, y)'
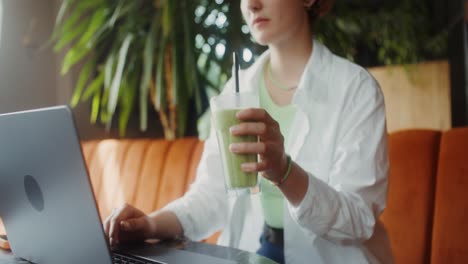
top-left (52, 0), bottom-right (203, 139)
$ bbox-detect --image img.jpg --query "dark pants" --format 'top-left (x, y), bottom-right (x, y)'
top-left (256, 225), bottom-right (285, 264)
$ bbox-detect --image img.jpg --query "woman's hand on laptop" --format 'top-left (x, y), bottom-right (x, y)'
top-left (104, 203), bottom-right (155, 247)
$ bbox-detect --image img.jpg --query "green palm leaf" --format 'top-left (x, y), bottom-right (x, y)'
top-left (53, 0), bottom-right (210, 139)
top-left (139, 14), bottom-right (160, 131)
top-left (154, 37), bottom-right (167, 111)
top-left (70, 57), bottom-right (96, 107)
top-left (60, 8), bottom-right (107, 75)
top-left (119, 71), bottom-right (138, 136)
top-left (75, 7), bottom-right (108, 49)
top-left (51, 0), bottom-right (104, 42)
top-left (162, 0), bottom-right (173, 38)
top-left (107, 33), bottom-right (134, 130)
top-left (90, 92), bottom-right (101, 124)
top-left (82, 70), bottom-right (105, 101)
top-left (53, 0), bottom-right (72, 33)
top-left (104, 52), bottom-right (116, 90)
top-left (53, 19), bottom-right (90, 52)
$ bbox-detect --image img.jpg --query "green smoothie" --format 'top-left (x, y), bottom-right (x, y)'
top-left (212, 109), bottom-right (258, 189)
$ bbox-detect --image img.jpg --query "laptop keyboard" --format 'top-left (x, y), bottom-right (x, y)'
top-left (112, 252), bottom-right (165, 264)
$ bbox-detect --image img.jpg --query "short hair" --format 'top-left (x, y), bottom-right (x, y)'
top-left (308, 0), bottom-right (334, 24)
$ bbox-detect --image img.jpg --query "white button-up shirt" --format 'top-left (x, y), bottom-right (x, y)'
top-left (165, 40), bottom-right (392, 264)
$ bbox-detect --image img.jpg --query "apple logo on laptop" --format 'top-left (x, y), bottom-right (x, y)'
top-left (24, 175), bottom-right (45, 212)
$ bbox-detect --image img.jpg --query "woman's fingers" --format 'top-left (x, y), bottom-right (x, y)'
top-left (230, 142), bottom-right (265, 154)
top-left (108, 209), bottom-right (124, 246)
top-left (231, 109), bottom-right (281, 139)
top-left (230, 122), bottom-right (281, 141)
top-left (230, 122), bottom-right (266, 136)
top-left (103, 208), bottom-right (117, 238)
top-left (230, 141), bottom-right (282, 156)
top-left (236, 108), bottom-right (273, 123)
top-left (241, 160), bottom-right (269, 172)
top-left (121, 216), bottom-right (151, 234)
top-left (108, 203), bottom-right (138, 246)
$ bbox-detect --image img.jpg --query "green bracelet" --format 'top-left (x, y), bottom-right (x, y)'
top-left (274, 155), bottom-right (292, 187)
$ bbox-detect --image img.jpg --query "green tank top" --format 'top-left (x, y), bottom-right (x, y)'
top-left (258, 64), bottom-right (297, 229)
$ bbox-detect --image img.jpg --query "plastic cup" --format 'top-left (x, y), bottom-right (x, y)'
top-left (210, 92), bottom-right (259, 195)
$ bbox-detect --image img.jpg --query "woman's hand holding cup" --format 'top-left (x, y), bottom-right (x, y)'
top-left (229, 108), bottom-right (289, 183)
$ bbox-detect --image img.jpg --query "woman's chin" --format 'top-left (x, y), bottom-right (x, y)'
top-left (251, 33), bottom-right (273, 46)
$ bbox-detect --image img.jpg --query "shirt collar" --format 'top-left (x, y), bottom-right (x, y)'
top-left (293, 39), bottom-right (330, 109)
top-left (239, 39), bottom-right (331, 112)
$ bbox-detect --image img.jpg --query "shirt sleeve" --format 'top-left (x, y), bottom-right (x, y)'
top-left (288, 71), bottom-right (389, 243)
top-left (162, 80), bottom-right (235, 241)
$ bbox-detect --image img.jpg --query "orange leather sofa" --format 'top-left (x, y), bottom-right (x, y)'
top-left (381, 128), bottom-right (468, 263)
top-left (1, 128), bottom-right (467, 263)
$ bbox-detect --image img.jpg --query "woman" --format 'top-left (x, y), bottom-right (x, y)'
top-left (104, 0), bottom-right (392, 263)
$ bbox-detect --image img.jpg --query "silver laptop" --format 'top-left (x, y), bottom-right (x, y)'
top-left (0, 106), bottom-right (235, 264)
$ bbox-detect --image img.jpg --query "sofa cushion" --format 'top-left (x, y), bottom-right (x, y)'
top-left (431, 128), bottom-right (468, 263)
top-left (81, 138), bottom-right (202, 218)
top-left (380, 130), bottom-right (441, 263)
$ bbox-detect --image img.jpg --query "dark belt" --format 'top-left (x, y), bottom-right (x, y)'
top-left (263, 224), bottom-right (284, 246)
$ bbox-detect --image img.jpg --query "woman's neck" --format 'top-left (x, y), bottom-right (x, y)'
top-left (268, 23), bottom-right (313, 88)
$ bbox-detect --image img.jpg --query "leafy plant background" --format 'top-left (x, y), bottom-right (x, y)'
top-left (52, 0), bottom-right (449, 139)
top-left (52, 0), bottom-right (203, 139)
